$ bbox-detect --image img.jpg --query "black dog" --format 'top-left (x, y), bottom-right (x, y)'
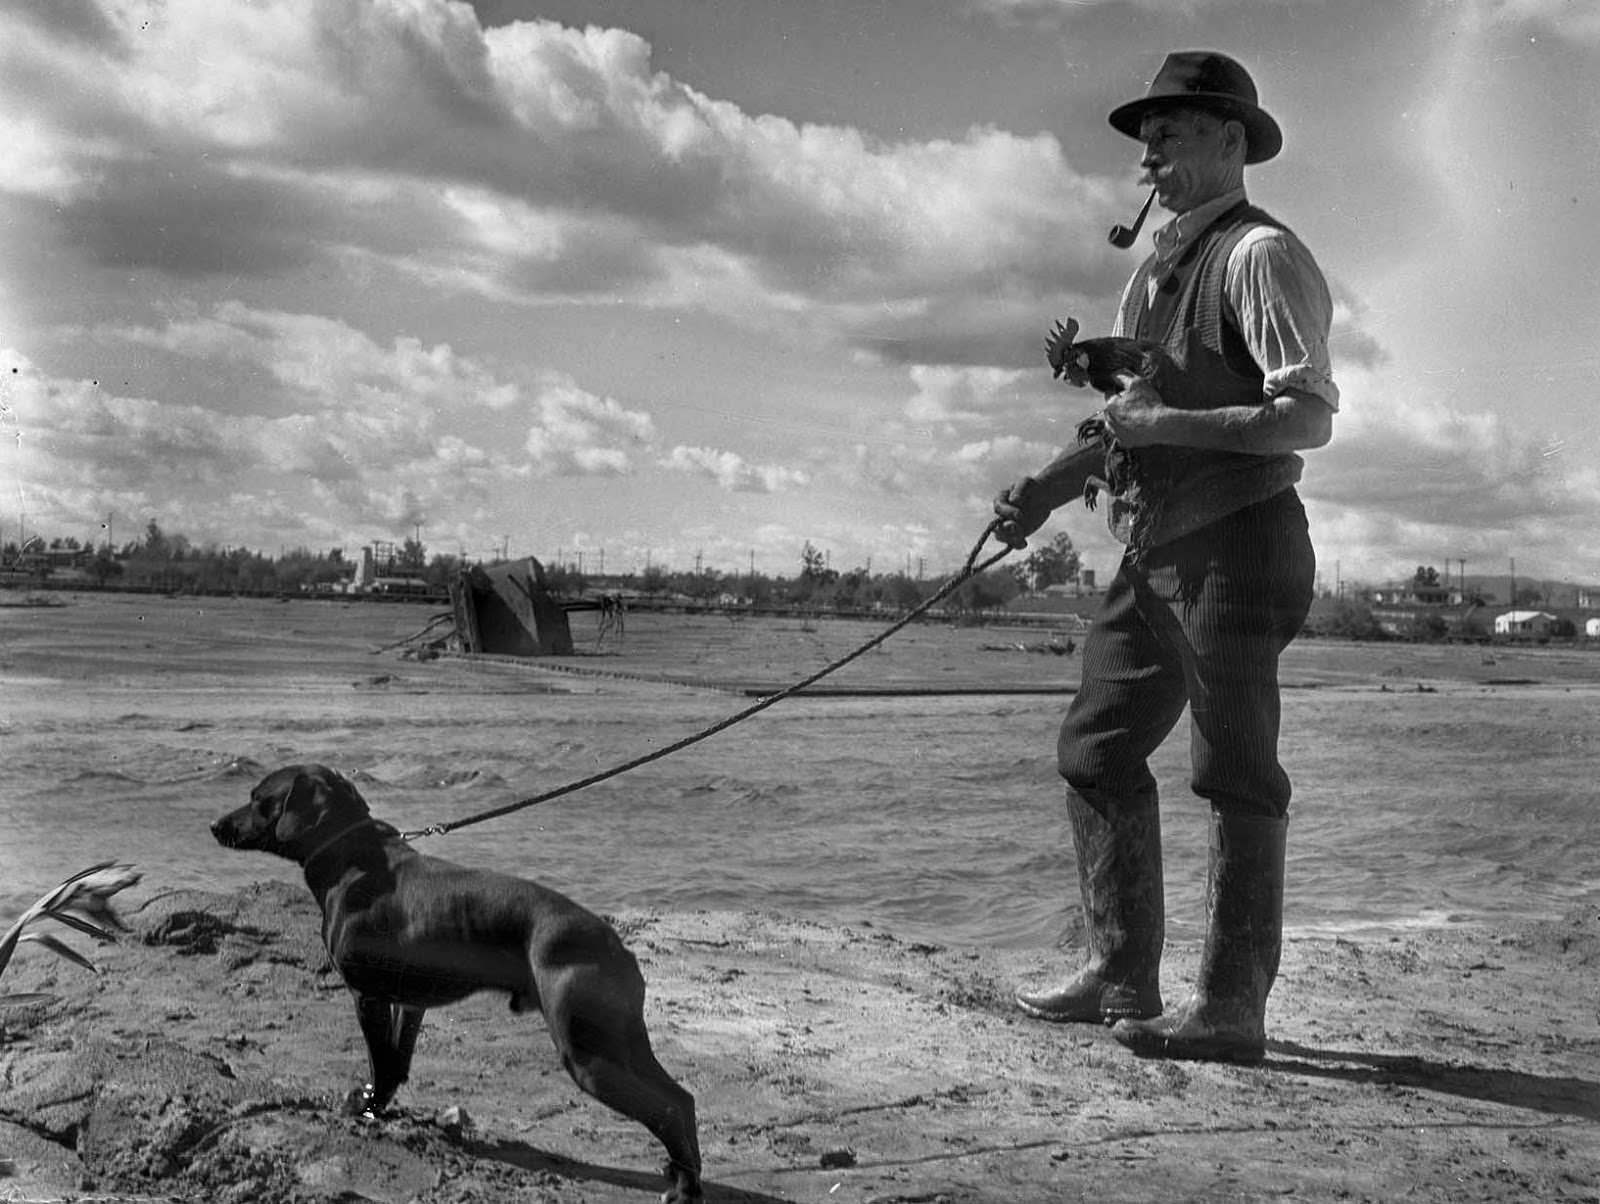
top-left (212, 763), bottom-right (702, 1203)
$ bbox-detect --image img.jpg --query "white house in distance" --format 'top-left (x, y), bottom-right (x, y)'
top-left (1494, 610), bottom-right (1557, 637)
top-left (1586, 617), bottom-right (1600, 639)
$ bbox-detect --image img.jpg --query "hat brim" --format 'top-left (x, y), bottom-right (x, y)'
top-left (1109, 94), bottom-right (1282, 164)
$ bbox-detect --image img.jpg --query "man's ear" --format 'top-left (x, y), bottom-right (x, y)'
top-left (1222, 117), bottom-right (1248, 162)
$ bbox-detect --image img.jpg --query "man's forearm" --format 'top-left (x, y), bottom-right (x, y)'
top-left (1128, 390), bottom-right (1334, 455)
top-left (1026, 441), bottom-right (1106, 511)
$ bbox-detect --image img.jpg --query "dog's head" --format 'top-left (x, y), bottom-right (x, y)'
top-left (211, 763), bottom-right (372, 862)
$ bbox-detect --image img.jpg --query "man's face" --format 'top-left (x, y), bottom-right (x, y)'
top-left (1137, 108), bottom-right (1244, 214)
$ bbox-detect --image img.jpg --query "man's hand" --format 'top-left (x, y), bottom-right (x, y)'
top-left (1099, 376), bottom-right (1171, 448)
top-left (993, 476), bottom-right (1052, 549)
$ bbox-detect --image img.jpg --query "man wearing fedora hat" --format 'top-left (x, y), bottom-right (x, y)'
top-left (993, 51), bottom-right (1338, 1063)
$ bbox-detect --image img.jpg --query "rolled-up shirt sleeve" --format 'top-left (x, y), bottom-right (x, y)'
top-left (1227, 227), bottom-right (1340, 410)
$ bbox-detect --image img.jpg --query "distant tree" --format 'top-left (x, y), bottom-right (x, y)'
top-left (1316, 599), bottom-right (1386, 640)
top-left (670, 568), bottom-right (721, 601)
top-left (400, 537), bottom-right (426, 571)
top-left (143, 519), bottom-right (169, 557)
top-left (1024, 533), bottom-right (1081, 591)
top-left (1413, 565), bottom-right (1440, 587)
top-left (639, 564), bottom-right (670, 596)
top-left (798, 541), bottom-right (835, 584)
top-left (1408, 612), bottom-right (1450, 641)
top-left (90, 551), bottom-right (124, 586)
top-left (832, 567), bottom-right (872, 610)
top-left (424, 553), bottom-right (460, 593)
top-left (947, 569), bottom-right (1022, 615)
top-left (881, 574), bottom-right (926, 612)
top-left (543, 561), bottom-right (587, 596)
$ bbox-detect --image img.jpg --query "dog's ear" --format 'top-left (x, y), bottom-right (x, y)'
top-left (320, 768), bottom-right (372, 819)
top-left (270, 768), bottom-right (331, 845)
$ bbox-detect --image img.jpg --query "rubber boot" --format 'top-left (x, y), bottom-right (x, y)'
top-left (1111, 809), bottom-right (1286, 1062)
top-left (1015, 788), bottom-right (1164, 1024)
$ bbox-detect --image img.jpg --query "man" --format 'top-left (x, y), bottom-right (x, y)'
top-left (993, 50), bottom-right (1337, 1063)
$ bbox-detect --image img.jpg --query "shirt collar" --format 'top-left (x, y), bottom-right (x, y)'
top-left (1150, 187), bottom-right (1248, 267)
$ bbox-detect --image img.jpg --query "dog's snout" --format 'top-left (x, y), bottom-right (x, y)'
top-left (211, 813), bottom-right (245, 848)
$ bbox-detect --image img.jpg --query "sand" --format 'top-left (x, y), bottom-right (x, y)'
top-left (2, 595), bottom-right (1598, 1202)
top-left (0, 880), bottom-right (1595, 1203)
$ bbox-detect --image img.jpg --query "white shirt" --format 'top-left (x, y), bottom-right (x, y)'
top-left (1112, 187), bottom-right (1340, 411)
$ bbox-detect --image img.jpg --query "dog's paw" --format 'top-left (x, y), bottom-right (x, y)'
top-left (660, 1161), bottom-right (704, 1203)
top-left (342, 1083), bottom-right (390, 1120)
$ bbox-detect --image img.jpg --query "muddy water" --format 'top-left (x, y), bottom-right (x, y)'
top-left (3, 593), bottom-right (1596, 947)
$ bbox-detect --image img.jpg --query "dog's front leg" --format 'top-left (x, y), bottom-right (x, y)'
top-left (345, 996), bottom-right (426, 1117)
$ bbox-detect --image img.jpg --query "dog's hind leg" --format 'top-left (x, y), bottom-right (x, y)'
top-left (565, 1032), bottom-right (701, 1203)
top-left (347, 996), bottom-right (426, 1116)
top-left (541, 978), bottom-right (702, 1201)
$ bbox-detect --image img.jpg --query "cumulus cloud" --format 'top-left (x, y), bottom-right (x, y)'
top-left (112, 302), bottom-right (522, 414)
top-left (524, 378), bottom-right (655, 476)
top-left (2, 308), bottom-right (558, 548)
top-left (3, 0), bottom-right (1129, 365)
top-left (1297, 368), bottom-right (1600, 577)
top-left (904, 364), bottom-right (1032, 427)
top-left (662, 445), bottom-right (810, 493)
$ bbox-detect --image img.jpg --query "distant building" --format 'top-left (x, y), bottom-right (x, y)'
top-left (1586, 617), bottom-right (1600, 639)
top-left (353, 544), bottom-right (428, 595)
top-left (1370, 581), bottom-right (1462, 606)
top-left (1494, 610), bottom-right (1557, 637)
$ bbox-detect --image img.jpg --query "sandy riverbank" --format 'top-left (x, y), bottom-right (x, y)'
top-left (1, 880), bottom-right (1596, 1203)
top-left (3, 594), bottom-right (1598, 1201)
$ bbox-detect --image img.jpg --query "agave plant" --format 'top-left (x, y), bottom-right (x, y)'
top-left (0, 861), bottom-right (142, 1007)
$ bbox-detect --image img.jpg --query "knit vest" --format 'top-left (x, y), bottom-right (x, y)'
top-left (1102, 202), bottom-right (1303, 551)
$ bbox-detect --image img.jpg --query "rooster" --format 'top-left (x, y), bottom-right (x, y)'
top-left (1046, 317), bottom-right (1186, 512)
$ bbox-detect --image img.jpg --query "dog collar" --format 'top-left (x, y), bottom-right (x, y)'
top-left (301, 818), bottom-right (379, 870)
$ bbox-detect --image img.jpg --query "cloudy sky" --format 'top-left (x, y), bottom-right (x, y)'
top-left (3, 0), bottom-right (1597, 585)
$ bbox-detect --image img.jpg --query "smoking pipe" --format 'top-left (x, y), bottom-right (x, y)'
top-left (1107, 189), bottom-right (1157, 249)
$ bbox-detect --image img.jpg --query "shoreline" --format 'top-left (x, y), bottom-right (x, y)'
top-left (2, 881), bottom-right (1595, 1203)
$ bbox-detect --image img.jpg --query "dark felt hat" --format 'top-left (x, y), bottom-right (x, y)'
top-left (1108, 50), bottom-right (1282, 164)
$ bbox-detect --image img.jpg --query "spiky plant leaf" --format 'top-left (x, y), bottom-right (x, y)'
top-left (0, 862), bottom-right (139, 981)
top-left (39, 908), bottom-right (120, 943)
top-left (19, 932), bottom-right (100, 974)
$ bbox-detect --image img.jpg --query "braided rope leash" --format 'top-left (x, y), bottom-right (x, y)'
top-left (400, 523), bottom-right (1013, 840)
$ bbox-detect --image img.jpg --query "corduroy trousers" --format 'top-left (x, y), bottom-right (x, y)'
top-left (1058, 488), bottom-right (1316, 820)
